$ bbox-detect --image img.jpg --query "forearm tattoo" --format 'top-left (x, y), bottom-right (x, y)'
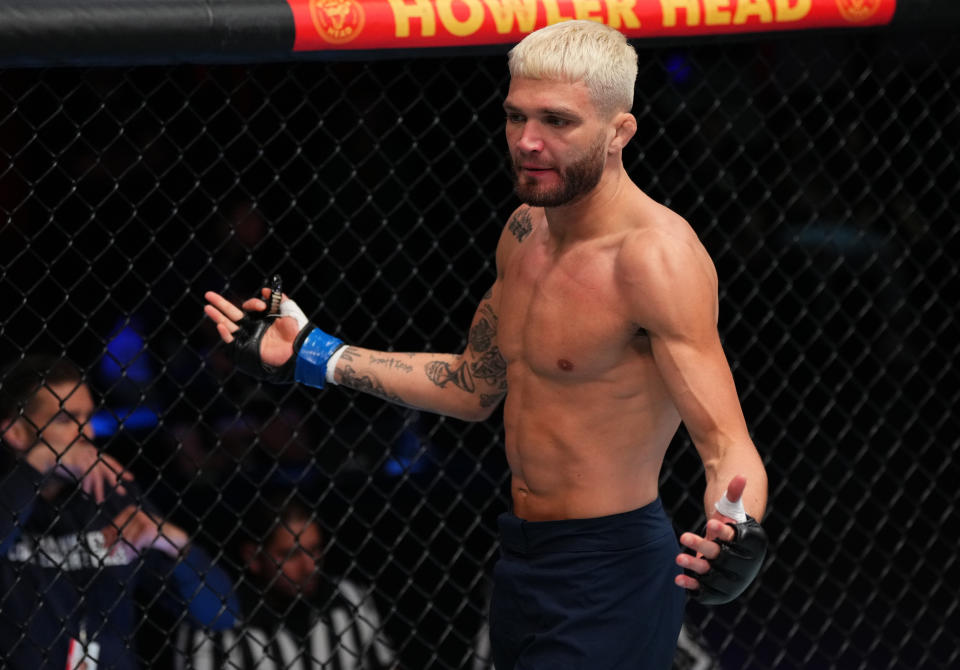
top-left (369, 354), bottom-right (414, 374)
top-left (340, 365), bottom-right (406, 404)
top-left (339, 348), bottom-right (411, 403)
top-left (507, 206), bottom-right (533, 243)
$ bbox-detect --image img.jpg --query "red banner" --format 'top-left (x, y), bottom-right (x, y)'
top-left (288, 0), bottom-right (895, 51)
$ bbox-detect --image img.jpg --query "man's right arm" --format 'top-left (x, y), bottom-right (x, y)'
top-left (205, 280), bottom-right (506, 422)
top-left (331, 211), bottom-right (524, 421)
top-left (204, 221), bottom-right (517, 423)
top-left (329, 283), bottom-right (507, 422)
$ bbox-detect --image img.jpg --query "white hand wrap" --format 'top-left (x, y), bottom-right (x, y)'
top-left (714, 493), bottom-right (748, 523)
top-left (280, 298), bottom-right (309, 330)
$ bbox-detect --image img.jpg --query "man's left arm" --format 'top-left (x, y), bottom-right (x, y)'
top-left (651, 325), bottom-right (768, 522)
top-left (622, 231), bottom-right (768, 602)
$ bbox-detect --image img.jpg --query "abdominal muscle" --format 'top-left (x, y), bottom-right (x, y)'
top-left (503, 367), bottom-right (682, 522)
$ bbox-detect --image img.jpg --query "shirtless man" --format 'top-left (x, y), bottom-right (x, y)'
top-left (203, 20), bottom-right (768, 669)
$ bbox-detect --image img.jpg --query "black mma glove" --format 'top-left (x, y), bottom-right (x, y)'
top-left (688, 515), bottom-right (768, 605)
top-left (228, 276), bottom-right (345, 388)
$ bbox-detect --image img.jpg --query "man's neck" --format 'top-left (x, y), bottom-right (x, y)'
top-left (543, 165), bottom-right (636, 246)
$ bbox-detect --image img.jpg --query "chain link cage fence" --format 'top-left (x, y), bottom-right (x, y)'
top-left (1, 23), bottom-right (959, 670)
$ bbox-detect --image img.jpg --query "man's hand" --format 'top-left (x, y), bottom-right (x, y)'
top-left (103, 505), bottom-right (189, 560)
top-left (674, 475), bottom-right (768, 604)
top-left (204, 280), bottom-right (345, 388)
top-left (26, 440), bottom-right (132, 503)
top-left (204, 287), bottom-right (300, 368)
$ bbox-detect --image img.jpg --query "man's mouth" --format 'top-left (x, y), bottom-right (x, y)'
top-left (520, 165), bottom-right (552, 176)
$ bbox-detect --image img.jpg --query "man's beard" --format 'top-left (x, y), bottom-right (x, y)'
top-left (511, 137), bottom-right (606, 207)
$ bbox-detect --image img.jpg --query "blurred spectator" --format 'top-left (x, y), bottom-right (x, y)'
top-left (0, 353), bottom-right (238, 669)
top-left (174, 490), bottom-right (395, 669)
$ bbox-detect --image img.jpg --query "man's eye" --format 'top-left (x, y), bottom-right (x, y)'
top-left (505, 113), bottom-right (524, 124)
top-left (546, 117), bottom-right (568, 127)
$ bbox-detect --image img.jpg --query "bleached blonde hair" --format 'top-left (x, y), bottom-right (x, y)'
top-left (508, 20), bottom-right (638, 116)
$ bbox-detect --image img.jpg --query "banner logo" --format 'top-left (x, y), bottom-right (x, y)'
top-left (835, 0), bottom-right (881, 23)
top-left (310, 0), bottom-right (365, 44)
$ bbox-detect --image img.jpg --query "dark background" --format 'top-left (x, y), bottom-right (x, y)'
top-left (2, 27), bottom-right (958, 669)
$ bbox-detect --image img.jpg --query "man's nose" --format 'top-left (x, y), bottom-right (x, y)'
top-left (516, 122), bottom-right (543, 153)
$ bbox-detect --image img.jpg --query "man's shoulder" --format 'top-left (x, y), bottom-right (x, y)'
top-left (615, 204), bottom-right (717, 317)
top-left (503, 204), bottom-right (540, 245)
top-left (495, 204), bottom-right (542, 274)
top-left (618, 211), bottom-right (708, 275)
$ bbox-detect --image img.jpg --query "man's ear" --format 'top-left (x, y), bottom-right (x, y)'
top-left (1, 417), bottom-right (32, 452)
top-left (608, 112), bottom-right (637, 153)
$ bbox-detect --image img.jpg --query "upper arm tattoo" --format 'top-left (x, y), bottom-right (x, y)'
top-left (472, 348), bottom-right (507, 389)
top-left (469, 311), bottom-right (495, 352)
top-left (468, 302), bottom-right (507, 392)
top-left (425, 360), bottom-right (475, 392)
top-left (507, 206), bottom-right (532, 243)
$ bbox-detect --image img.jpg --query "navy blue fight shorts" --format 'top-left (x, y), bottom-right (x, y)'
top-left (490, 498), bottom-right (685, 670)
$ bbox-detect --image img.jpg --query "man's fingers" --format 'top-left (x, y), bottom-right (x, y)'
top-left (705, 519), bottom-right (736, 544)
top-left (676, 551), bottom-right (711, 575)
top-left (241, 297), bottom-right (268, 313)
top-left (203, 304), bottom-right (240, 333)
top-left (102, 454), bottom-right (133, 482)
top-left (102, 461), bottom-right (130, 496)
top-left (679, 531), bottom-right (723, 561)
top-left (84, 458), bottom-right (130, 501)
top-left (679, 530), bottom-right (723, 557)
top-left (725, 474), bottom-right (747, 503)
top-left (204, 291), bottom-right (245, 321)
top-left (216, 323), bottom-right (235, 344)
top-left (204, 304), bottom-right (240, 344)
top-left (91, 470), bottom-right (105, 504)
top-left (679, 479), bottom-right (753, 596)
top-left (678, 532), bottom-right (701, 552)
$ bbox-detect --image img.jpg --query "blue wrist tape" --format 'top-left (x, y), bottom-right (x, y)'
top-left (295, 328), bottom-right (344, 389)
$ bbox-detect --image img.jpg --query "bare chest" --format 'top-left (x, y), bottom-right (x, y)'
top-left (499, 241), bottom-right (640, 379)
